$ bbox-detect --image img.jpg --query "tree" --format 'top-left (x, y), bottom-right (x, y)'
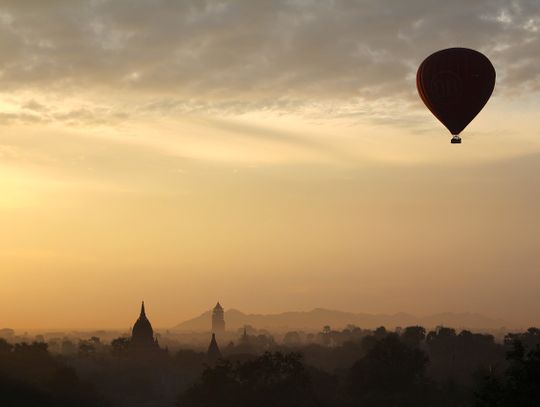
top-left (427, 327), bottom-right (503, 385)
top-left (402, 326), bottom-right (426, 347)
top-left (78, 340), bottom-right (96, 358)
top-left (0, 338), bottom-right (13, 354)
top-left (373, 326), bottom-right (387, 339)
top-left (0, 341), bottom-right (102, 406)
top-left (283, 331), bottom-right (302, 346)
top-left (61, 340), bottom-right (76, 355)
top-left (348, 334), bottom-right (428, 394)
top-left (178, 352), bottom-right (318, 407)
top-left (476, 341), bottom-right (540, 407)
top-left (111, 337), bottom-right (130, 357)
top-left (505, 327), bottom-right (540, 351)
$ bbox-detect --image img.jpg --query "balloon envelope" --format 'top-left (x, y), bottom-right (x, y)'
top-left (417, 48), bottom-right (496, 135)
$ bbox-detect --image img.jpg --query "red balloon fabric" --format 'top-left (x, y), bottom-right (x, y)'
top-left (417, 48), bottom-right (496, 136)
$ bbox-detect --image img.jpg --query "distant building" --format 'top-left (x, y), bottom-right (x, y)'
top-left (212, 302), bottom-right (225, 333)
top-left (235, 326), bottom-right (253, 354)
top-left (131, 301), bottom-right (160, 352)
top-left (207, 333), bottom-right (222, 363)
top-left (241, 326), bottom-right (248, 344)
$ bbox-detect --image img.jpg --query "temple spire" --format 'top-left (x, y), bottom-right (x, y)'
top-left (140, 301), bottom-right (146, 317)
top-left (212, 301), bottom-right (225, 333)
top-left (207, 332), bottom-right (222, 362)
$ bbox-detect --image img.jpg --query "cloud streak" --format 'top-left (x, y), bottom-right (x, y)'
top-left (0, 0), bottom-right (537, 113)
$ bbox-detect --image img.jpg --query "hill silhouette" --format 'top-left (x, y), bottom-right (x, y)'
top-left (174, 308), bottom-right (510, 332)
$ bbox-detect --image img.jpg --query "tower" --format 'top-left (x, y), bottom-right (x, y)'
top-left (212, 302), bottom-right (225, 334)
top-left (207, 333), bottom-right (222, 363)
top-left (131, 301), bottom-right (159, 351)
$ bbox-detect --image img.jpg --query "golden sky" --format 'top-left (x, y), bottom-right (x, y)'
top-left (1, 0), bottom-right (540, 329)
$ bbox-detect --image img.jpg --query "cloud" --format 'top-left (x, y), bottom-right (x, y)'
top-left (0, 0), bottom-right (538, 119)
top-left (21, 99), bottom-right (48, 112)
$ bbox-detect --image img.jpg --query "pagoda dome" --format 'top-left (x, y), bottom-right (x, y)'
top-left (132, 302), bottom-right (155, 345)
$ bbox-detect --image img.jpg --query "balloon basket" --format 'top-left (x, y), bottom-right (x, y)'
top-left (451, 136), bottom-right (462, 144)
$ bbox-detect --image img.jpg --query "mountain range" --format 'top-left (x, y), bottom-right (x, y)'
top-left (174, 308), bottom-right (512, 333)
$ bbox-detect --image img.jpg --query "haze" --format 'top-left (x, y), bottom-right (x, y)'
top-left (1, 0), bottom-right (540, 330)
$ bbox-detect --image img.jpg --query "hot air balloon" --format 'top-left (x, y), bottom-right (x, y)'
top-left (417, 48), bottom-right (496, 144)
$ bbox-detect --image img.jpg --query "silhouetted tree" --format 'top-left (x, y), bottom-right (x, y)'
top-left (174, 349), bottom-right (206, 373)
top-left (0, 338), bottom-right (12, 354)
top-left (476, 340), bottom-right (540, 407)
top-left (178, 352), bottom-right (318, 407)
top-left (0, 341), bottom-right (103, 406)
top-left (61, 339), bottom-right (76, 355)
top-left (110, 337), bottom-right (130, 357)
top-left (345, 333), bottom-right (432, 406)
top-left (78, 340), bottom-right (96, 358)
top-left (402, 326), bottom-right (426, 347)
top-left (427, 326), bottom-right (504, 385)
top-left (505, 327), bottom-right (540, 351)
top-left (348, 333), bottom-right (428, 393)
top-left (283, 331), bottom-right (302, 346)
top-left (373, 326), bottom-right (388, 339)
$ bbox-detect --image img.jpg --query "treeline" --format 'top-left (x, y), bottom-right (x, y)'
top-left (0, 340), bottom-right (103, 406)
top-left (1, 326), bottom-right (539, 406)
top-left (179, 326), bottom-right (540, 407)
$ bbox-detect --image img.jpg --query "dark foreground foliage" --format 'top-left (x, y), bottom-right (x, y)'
top-left (476, 341), bottom-right (540, 407)
top-left (0, 340), bottom-right (105, 406)
top-left (178, 352), bottom-right (318, 407)
top-left (2, 326), bottom-right (540, 407)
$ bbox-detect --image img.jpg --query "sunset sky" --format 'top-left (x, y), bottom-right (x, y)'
top-left (1, 0), bottom-right (540, 330)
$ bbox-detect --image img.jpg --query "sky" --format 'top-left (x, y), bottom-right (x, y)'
top-left (1, 0), bottom-right (540, 330)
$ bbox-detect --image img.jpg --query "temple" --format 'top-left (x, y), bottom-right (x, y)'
top-left (212, 302), bottom-right (225, 334)
top-left (131, 301), bottom-right (160, 352)
top-left (207, 333), bottom-right (222, 363)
